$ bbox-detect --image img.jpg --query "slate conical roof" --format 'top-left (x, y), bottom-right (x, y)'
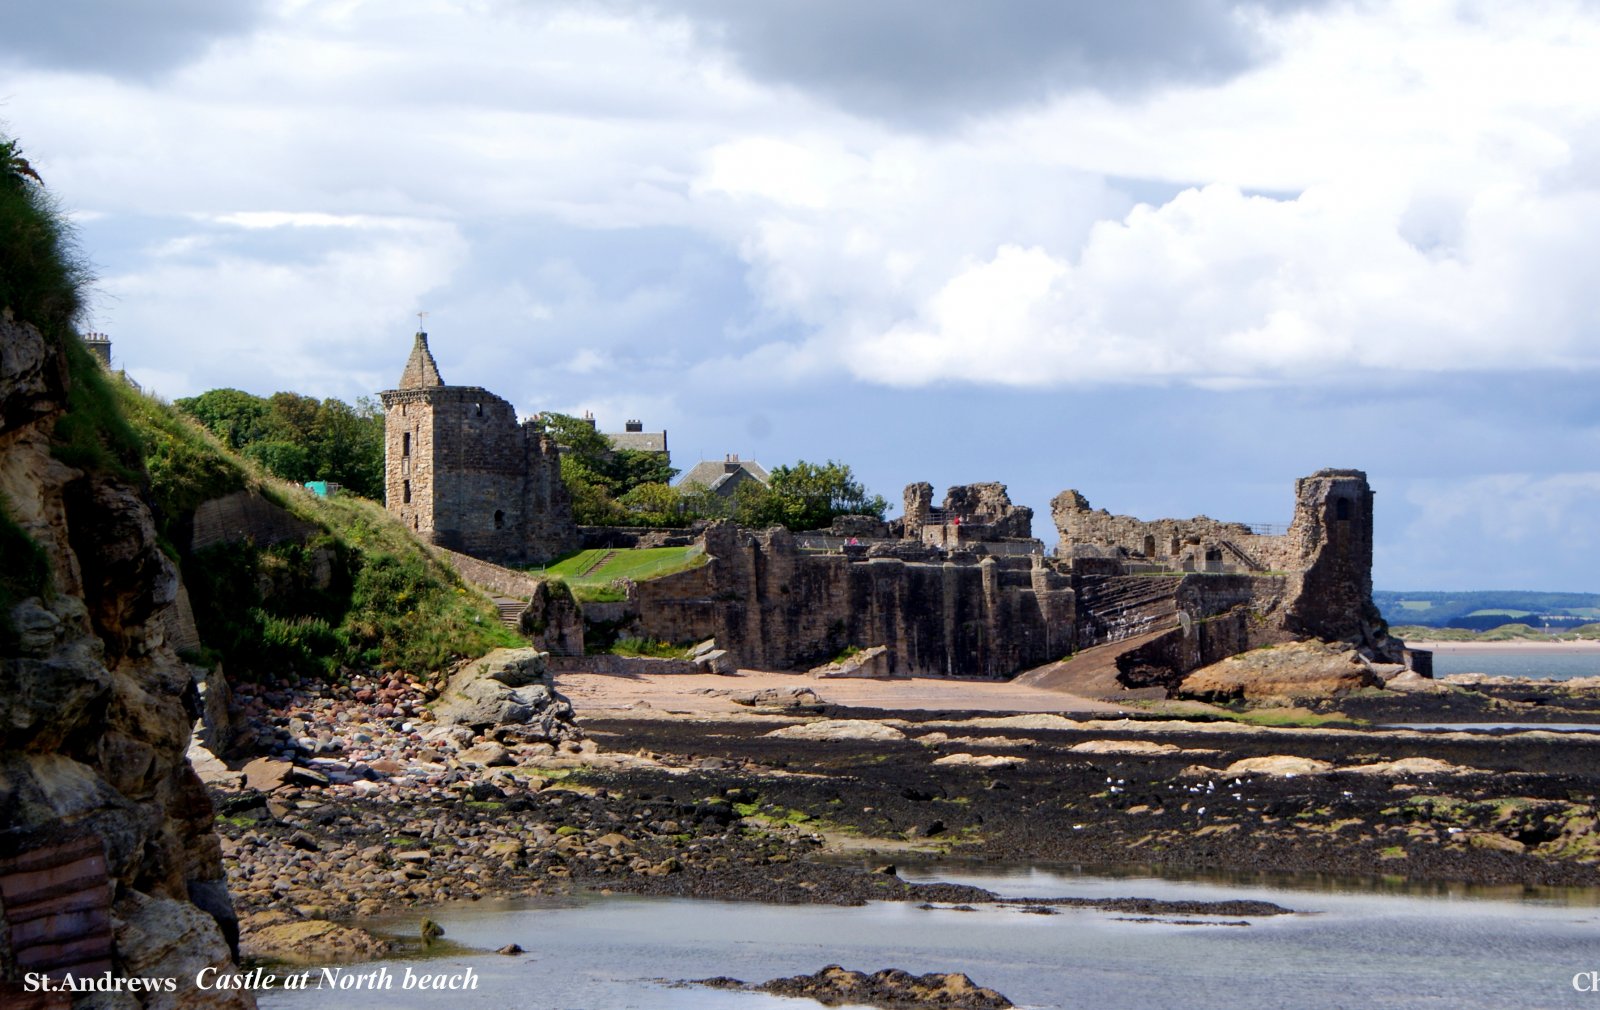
top-left (398, 331), bottom-right (444, 388)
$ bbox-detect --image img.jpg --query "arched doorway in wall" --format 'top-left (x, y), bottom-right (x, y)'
top-left (494, 509), bottom-right (505, 530)
top-left (1143, 534), bottom-right (1156, 559)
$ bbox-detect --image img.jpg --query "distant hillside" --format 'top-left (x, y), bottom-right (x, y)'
top-left (1375, 590), bottom-right (1600, 630)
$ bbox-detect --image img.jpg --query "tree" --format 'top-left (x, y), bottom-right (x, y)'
top-left (676, 481), bottom-right (731, 522)
top-left (175, 388), bottom-right (271, 450)
top-left (560, 455), bottom-right (625, 525)
top-left (617, 482), bottom-right (699, 526)
top-left (540, 412), bottom-right (680, 524)
top-left (734, 459), bottom-right (887, 531)
top-left (611, 448), bottom-right (678, 492)
top-left (243, 440), bottom-right (311, 482)
top-left (176, 388), bottom-right (385, 499)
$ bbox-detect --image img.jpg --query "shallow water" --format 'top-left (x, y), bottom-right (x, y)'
top-left (1428, 650), bottom-right (1600, 680)
top-left (258, 866), bottom-right (1600, 1010)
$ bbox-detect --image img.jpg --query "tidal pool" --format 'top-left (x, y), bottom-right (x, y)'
top-left (257, 865), bottom-right (1600, 1010)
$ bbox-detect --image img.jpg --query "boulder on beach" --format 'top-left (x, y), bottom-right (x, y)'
top-left (766, 719), bottom-right (907, 742)
top-left (932, 753), bottom-right (1023, 769)
top-left (434, 647), bottom-right (581, 743)
top-left (1222, 755), bottom-right (1333, 777)
top-left (1178, 640), bottom-right (1382, 703)
top-left (239, 911), bottom-right (394, 964)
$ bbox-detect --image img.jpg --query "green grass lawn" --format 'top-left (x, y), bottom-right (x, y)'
top-left (539, 546), bottom-right (706, 587)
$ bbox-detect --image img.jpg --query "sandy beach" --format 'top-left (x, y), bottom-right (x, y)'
top-left (553, 668), bottom-right (1134, 718)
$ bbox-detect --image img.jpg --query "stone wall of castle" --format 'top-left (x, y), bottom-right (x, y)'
top-left (381, 335), bottom-right (576, 565)
top-left (632, 522), bottom-right (1075, 676)
top-left (383, 388), bottom-right (438, 536)
top-left (1280, 469), bottom-right (1380, 644)
top-left (1050, 489), bottom-right (1299, 571)
top-left (622, 470), bottom-right (1396, 683)
top-left (1051, 468), bottom-right (1401, 663)
top-left (903, 481), bottom-right (1040, 550)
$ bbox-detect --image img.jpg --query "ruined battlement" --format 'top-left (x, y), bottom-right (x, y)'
top-left (903, 481), bottom-right (1041, 551)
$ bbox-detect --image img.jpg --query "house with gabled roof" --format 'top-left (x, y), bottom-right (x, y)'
top-left (677, 454), bottom-right (770, 499)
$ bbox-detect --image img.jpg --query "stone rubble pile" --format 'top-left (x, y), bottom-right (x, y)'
top-left (204, 662), bottom-right (836, 961)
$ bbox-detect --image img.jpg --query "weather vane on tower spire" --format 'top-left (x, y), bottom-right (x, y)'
top-left (417, 310), bottom-right (428, 333)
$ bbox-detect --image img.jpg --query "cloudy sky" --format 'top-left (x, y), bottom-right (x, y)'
top-left (4, 0), bottom-right (1598, 591)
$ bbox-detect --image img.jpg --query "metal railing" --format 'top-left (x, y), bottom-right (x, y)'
top-left (1245, 523), bottom-right (1290, 536)
top-left (794, 535), bottom-right (1045, 558)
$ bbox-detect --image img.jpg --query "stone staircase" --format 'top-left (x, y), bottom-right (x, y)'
top-left (1216, 538), bottom-right (1266, 572)
top-left (494, 597), bottom-right (526, 630)
top-left (1076, 575), bottom-right (1182, 650)
top-left (576, 549), bottom-right (618, 578)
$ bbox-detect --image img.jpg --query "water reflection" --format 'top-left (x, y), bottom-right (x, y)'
top-left (258, 864), bottom-right (1600, 1010)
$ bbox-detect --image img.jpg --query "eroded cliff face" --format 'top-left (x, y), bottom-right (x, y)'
top-left (1, 312), bottom-right (252, 1008)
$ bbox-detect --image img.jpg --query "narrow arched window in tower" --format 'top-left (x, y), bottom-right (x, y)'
top-left (402, 432), bottom-right (411, 457)
top-left (475, 402), bottom-right (483, 417)
top-left (494, 509), bottom-right (505, 530)
top-left (1335, 498), bottom-right (1351, 521)
top-left (403, 480), bottom-right (412, 504)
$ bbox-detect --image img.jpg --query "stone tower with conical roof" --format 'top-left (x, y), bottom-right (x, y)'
top-left (379, 331), bottom-right (575, 563)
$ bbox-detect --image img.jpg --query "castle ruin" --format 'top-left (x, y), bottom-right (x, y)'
top-left (380, 332), bottom-right (577, 564)
top-left (609, 470), bottom-right (1417, 694)
top-left (374, 335), bottom-right (1410, 694)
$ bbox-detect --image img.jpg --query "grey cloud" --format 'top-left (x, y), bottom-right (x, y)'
top-left (622, 0), bottom-right (1328, 127)
top-left (0, 0), bottom-right (269, 78)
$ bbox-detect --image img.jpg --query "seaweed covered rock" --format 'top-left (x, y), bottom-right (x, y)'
top-left (699, 965), bottom-right (1013, 1010)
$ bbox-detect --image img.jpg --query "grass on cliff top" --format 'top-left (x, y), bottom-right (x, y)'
top-left (110, 376), bottom-right (250, 538)
top-left (540, 546), bottom-right (706, 586)
top-left (1, 136), bottom-right (91, 339)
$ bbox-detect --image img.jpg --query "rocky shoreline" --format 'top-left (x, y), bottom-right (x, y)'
top-left (206, 662), bottom-right (1600, 966)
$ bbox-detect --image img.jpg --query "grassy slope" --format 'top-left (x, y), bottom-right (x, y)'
top-left (116, 382), bottom-right (519, 676)
top-left (542, 546), bottom-right (705, 586)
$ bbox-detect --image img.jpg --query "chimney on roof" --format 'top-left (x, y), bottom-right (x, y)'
top-left (582, 411), bottom-right (597, 429)
top-left (625, 419), bottom-right (643, 432)
top-left (82, 332), bottom-right (112, 367)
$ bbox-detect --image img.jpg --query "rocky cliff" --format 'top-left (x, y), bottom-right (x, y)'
top-left (1, 312), bottom-right (252, 1008)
